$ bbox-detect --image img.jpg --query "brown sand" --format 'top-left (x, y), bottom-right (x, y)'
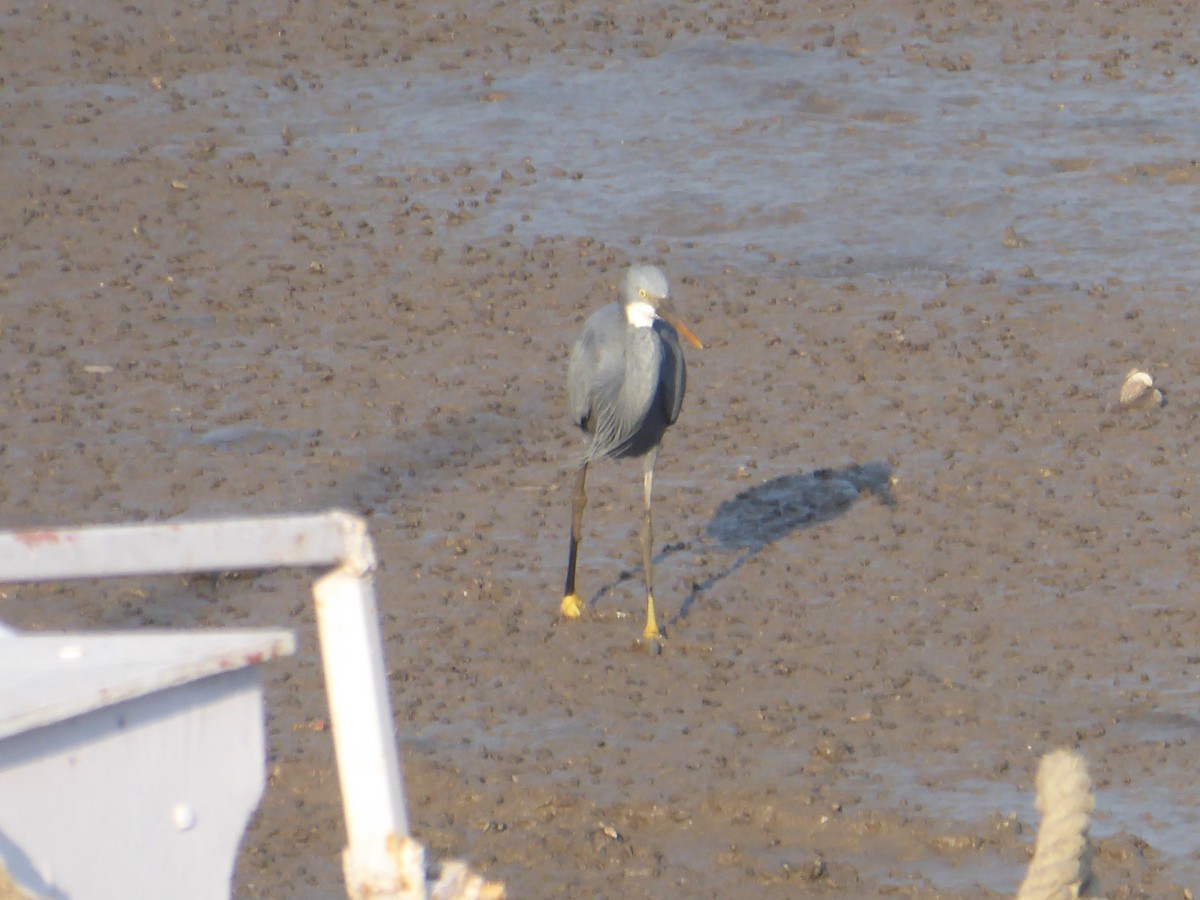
top-left (2, 1), bottom-right (1198, 897)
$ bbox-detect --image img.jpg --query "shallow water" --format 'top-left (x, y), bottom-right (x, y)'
top-left (49, 34), bottom-right (1199, 291)
top-left (149, 36), bottom-right (1200, 291)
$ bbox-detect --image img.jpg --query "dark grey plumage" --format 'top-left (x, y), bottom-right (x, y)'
top-left (567, 266), bottom-right (687, 461)
top-left (561, 264), bottom-right (697, 643)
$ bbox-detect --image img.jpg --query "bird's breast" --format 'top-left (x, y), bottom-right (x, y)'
top-left (620, 327), bottom-right (664, 415)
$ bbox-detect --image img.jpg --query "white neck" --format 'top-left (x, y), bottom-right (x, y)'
top-left (625, 300), bottom-right (657, 329)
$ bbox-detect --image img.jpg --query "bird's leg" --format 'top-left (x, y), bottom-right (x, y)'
top-left (561, 462), bottom-right (588, 619)
top-left (641, 449), bottom-right (662, 641)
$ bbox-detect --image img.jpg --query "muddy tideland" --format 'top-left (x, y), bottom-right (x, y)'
top-left (4, 1), bottom-right (1200, 896)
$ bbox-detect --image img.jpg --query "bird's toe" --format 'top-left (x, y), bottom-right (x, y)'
top-left (561, 594), bottom-right (584, 620)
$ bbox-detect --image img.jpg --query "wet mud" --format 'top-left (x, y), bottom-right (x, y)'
top-left (3, 1), bottom-right (1200, 896)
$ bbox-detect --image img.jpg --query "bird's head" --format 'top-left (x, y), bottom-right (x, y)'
top-left (620, 265), bottom-right (670, 328)
top-left (619, 264), bottom-right (703, 349)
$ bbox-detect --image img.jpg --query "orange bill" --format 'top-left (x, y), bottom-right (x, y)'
top-left (659, 310), bottom-right (704, 349)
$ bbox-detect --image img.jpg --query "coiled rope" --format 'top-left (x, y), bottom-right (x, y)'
top-left (1016, 748), bottom-right (1094, 900)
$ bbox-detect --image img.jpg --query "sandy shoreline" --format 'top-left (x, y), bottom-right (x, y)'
top-left (3, 1), bottom-right (1199, 896)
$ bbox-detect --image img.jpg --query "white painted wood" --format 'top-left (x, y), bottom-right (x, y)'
top-left (315, 569), bottom-right (419, 897)
top-left (0, 510), bottom-right (372, 583)
top-left (0, 630), bottom-right (294, 741)
top-left (0, 512), bottom-right (433, 899)
top-left (0, 664), bottom-right (269, 899)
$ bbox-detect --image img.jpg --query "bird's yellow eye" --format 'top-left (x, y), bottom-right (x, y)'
top-left (638, 288), bottom-right (648, 298)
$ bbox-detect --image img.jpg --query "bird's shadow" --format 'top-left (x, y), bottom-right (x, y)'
top-left (672, 461), bottom-right (895, 622)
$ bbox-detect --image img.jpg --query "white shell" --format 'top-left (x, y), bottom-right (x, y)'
top-left (1119, 369), bottom-right (1157, 406)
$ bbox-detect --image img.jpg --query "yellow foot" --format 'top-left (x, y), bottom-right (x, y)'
top-left (561, 593), bottom-right (584, 619)
top-left (643, 594), bottom-right (662, 641)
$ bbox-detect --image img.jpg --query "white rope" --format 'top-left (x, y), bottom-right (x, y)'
top-left (1016, 748), bottom-right (1094, 900)
top-left (428, 859), bottom-right (506, 900)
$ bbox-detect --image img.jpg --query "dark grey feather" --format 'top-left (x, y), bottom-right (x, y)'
top-left (566, 267), bottom-right (688, 463)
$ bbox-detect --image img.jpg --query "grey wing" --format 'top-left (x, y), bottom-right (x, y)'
top-left (566, 336), bottom-right (594, 429)
top-left (567, 304), bottom-right (624, 431)
top-left (654, 319), bottom-right (687, 425)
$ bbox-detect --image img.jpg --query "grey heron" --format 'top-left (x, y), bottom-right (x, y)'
top-left (561, 264), bottom-right (703, 641)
